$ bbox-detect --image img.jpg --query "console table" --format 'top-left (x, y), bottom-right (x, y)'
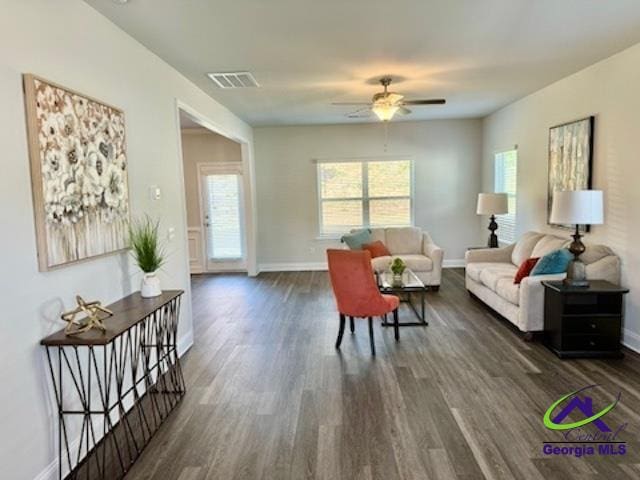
top-left (542, 281), bottom-right (628, 359)
top-left (41, 290), bottom-right (185, 480)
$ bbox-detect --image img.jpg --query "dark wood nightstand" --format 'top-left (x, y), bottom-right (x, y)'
top-left (542, 280), bottom-right (629, 359)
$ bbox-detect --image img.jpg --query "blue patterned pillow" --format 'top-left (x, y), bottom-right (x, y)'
top-left (531, 249), bottom-right (573, 276)
top-left (341, 229), bottom-right (372, 250)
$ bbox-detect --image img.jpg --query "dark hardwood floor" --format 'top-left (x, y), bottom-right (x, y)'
top-left (127, 269), bottom-right (640, 480)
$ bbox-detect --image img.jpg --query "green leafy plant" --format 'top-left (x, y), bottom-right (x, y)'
top-left (390, 257), bottom-right (406, 276)
top-left (129, 216), bottom-right (165, 273)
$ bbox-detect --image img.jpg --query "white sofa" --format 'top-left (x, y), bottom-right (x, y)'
top-left (465, 231), bottom-right (621, 333)
top-left (363, 227), bottom-right (444, 289)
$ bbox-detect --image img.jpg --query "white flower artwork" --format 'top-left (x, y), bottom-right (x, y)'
top-left (23, 75), bottom-right (130, 270)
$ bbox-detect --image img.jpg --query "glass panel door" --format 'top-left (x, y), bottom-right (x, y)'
top-left (203, 174), bottom-right (244, 261)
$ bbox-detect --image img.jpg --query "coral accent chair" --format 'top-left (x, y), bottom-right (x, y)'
top-left (327, 249), bottom-right (400, 355)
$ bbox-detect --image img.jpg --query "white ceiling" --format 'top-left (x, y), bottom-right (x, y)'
top-left (85, 0), bottom-right (640, 126)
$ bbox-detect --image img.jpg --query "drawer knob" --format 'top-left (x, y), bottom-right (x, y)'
top-left (589, 341), bottom-right (596, 346)
top-left (591, 323), bottom-right (596, 329)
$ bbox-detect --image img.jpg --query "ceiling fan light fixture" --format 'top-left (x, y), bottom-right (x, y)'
top-left (372, 103), bottom-right (399, 122)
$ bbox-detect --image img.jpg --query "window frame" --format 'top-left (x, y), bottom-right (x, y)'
top-left (315, 157), bottom-right (415, 238)
top-left (493, 149), bottom-right (518, 244)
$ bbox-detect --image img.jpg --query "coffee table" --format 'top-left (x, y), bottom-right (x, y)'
top-left (377, 269), bottom-right (428, 327)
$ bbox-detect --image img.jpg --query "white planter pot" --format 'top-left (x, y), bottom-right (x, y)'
top-left (141, 271), bottom-right (162, 298)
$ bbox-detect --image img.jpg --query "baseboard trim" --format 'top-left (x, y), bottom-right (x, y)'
top-left (178, 333), bottom-right (194, 356)
top-left (443, 259), bottom-right (465, 268)
top-left (259, 262), bottom-right (328, 272)
top-left (622, 328), bottom-right (640, 354)
top-left (258, 259), bottom-right (466, 273)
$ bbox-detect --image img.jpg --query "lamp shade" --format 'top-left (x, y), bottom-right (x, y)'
top-left (550, 190), bottom-right (604, 225)
top-left (476, 193), bottom-right (508, 215)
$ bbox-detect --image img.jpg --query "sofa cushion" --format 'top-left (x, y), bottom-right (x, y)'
top-left (371, 256), bottom-right (392, 273)
top-left (395, 254), bottom-right (433, 272)
top-left (496, 278), bottom-right (520, 305)
top-left (366, 228), bottom-right (387, 244)
top-left (511, 232), bottom-right (544, 266)
top-left (362, 241), bottom-right (391, 258)
top-left (581, 244), bottom-right (614, 264)
top-left (466, 262), bottom-right (514, 283)
top-left (531, 235), bottom-right (568, 258)
top-left (479, 265), bottom-right (518, 290)
top-left (385, 227), bottom-right (422, 254)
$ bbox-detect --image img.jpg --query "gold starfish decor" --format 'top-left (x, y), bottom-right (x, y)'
top-left (61, 296), bottom-right (114, 336)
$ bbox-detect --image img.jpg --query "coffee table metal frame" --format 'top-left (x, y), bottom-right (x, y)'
top-left (377, 270), bottom-right (428, 327)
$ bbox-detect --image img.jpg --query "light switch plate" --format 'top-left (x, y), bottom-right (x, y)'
top-left (150, 185), bottom-right (161, 201)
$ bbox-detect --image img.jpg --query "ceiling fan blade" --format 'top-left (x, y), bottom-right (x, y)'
top-left (347, 107), bottom-right (372, 118)
top-left (402, 99), bottom-right (446, 105)
top-left (386, 93), bottom-right (404, 104)
top-left (332, 102), bottom-right (372, 106)
top-left (397, 106), bottom-right (412, 115)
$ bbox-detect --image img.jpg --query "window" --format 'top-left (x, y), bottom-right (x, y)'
top-left (494, 149), bottom-right (517, 243)
top-left (317, 159), bottom-right (413, 236)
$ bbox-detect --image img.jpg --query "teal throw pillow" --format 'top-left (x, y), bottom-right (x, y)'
top-left (341, 229), bottom-right (372, 250)
top-left (531, 249), bottom-right (573, 276)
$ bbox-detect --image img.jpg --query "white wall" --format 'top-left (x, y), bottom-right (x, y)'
top-left (254, 120), bottom-right (483, 269)
top-left (181, 130), bottom-right (242, 228)
top-left (0, 2), bottom-right (253, 479)
top-left (482, 42), bottom-right (640, 352)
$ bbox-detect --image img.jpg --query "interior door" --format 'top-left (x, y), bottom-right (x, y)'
top-left (199, 163), bottom-right (246, 271)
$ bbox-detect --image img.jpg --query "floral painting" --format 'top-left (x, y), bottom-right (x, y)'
top-left (23, 75), bottom-right (129, 270)
top-left (547, 116), bottom-right (594, 231)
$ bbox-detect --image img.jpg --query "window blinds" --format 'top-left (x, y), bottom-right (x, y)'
top-left (494, 150), bottom-right (518, 244)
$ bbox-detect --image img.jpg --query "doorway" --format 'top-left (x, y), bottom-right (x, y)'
top-left (199, 162), bottom-right (246, 271)
top-left (178, 109), bottom-right (248, 273)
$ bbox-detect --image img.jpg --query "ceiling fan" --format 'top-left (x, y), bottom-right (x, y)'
top-left (332, 77), bottom-right (445, 121)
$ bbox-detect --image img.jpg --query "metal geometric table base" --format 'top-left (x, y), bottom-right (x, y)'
top-left (381, 290), bottom-right (428, 327)
top-left (44, 296), bottom-right (185, 480)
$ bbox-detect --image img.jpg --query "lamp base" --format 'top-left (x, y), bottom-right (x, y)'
top-left (564, 258), bottom-right (589, 288)
top-left (487, 215), bottom-right (499, 248)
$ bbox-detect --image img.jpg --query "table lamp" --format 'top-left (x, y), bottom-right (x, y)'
top-left (477, 193), bottom-right (509, 248)
top-left (550, 190), bottom-right (604, 287)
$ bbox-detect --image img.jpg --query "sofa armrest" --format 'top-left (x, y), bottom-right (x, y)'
top-left (422, 232), bottom-right (444, 286)
top-left (465, 244), bottom-right (514, 264)
top-left (518, 273), bottom-right (566, 332)
top-left (422, 232), bottom-right (443, 262)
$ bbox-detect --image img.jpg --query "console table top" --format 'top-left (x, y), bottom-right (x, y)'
top-left (41, 290), bottom-right (184, 346)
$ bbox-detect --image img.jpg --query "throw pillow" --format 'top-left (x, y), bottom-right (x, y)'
top-left (514, 257), bottom-right (539, 284)
top-left (531, 249), bottom-right (573, 276)
top-left (362, 240), bottom-right (391, 258)
top-left (341, 229), bottom-right (372, 250)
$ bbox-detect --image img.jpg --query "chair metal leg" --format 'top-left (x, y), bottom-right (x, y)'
top-left (393, 308), bottom-right (399, 341)
top-left (336, 314), bottom-right (346, 349)
top-left (349, 316), bottom-right (355, 333)
top-left (368, 316), bottom-right (375, 355)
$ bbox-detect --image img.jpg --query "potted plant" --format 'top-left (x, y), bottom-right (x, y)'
top-left (129, 216), bottom-right (165, 298)
top-left (390, 257), bottom-right (406, 286)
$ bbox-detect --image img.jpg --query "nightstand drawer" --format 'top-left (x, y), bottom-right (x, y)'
top-left (562, 334), bottom-right (619, 352)
top-left (562, 315), bottom-right (621, 335)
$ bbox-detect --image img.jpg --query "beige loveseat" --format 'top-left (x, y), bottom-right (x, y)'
top-left (364, 227), bottom-right (444, 289)
top-left (465, 231), bottom-right (621, 332)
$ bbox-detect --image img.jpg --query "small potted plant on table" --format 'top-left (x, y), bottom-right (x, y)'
top-left (129, 216), bottom-right (165, 298)
top-left (390, 257), bottom-right (406, 287)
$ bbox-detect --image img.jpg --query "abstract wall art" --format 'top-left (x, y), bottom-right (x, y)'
top-left (23, 74), bottom-right (130, 271)
top-left (547, 116), bottom-right (594, 230)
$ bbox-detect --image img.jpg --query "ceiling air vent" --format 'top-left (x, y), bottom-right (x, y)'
top-left (207, 72), bottom-right (260, 89)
